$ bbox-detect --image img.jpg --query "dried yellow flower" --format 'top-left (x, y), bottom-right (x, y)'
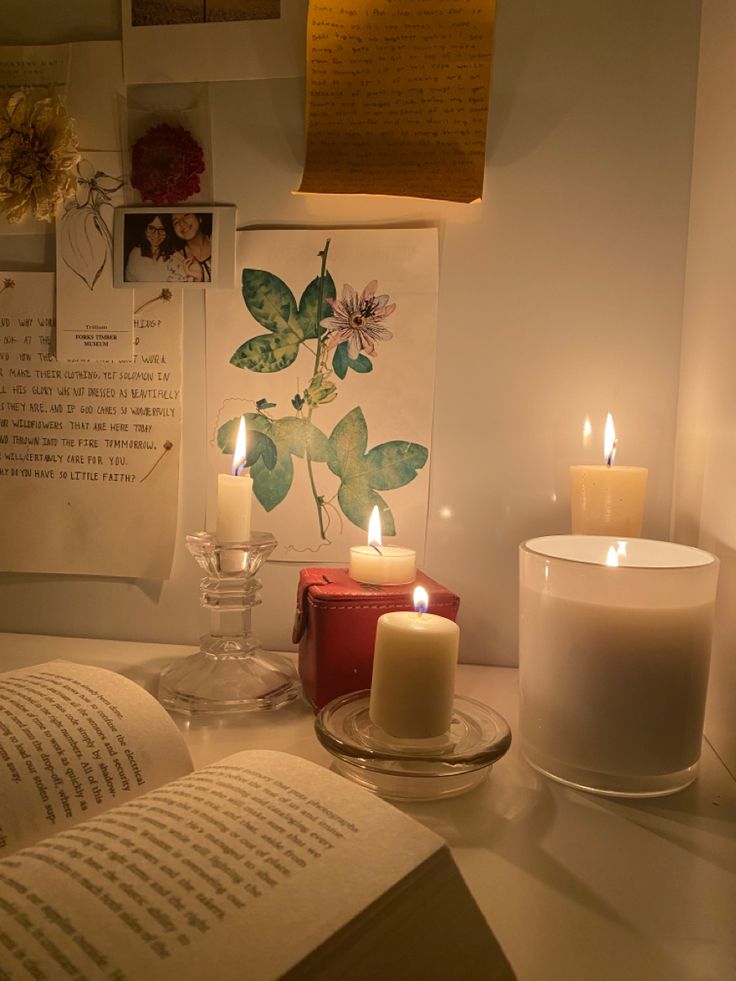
top-left (0, 89), bottom-right (80, 224)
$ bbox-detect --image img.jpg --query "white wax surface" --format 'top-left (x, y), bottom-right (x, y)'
top-left (349, 545), bottom-right (416, 585)
top-left (570, 464), bottom-right (648, 536)
top-left (369, 611), bottom-right (459, 738)
top-left (216, 472), bottom-right (252, 543)
top-left (519, 587), bottom-right (714, 779)
top-left (525, 535), bottom-right (715, 569)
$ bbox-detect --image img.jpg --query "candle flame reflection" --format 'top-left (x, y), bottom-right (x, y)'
top-left (582, 416), bottom-right (592, 447)
top-left (617, 540), bottom-right (627, 559)
top-left (367, 506), bottom-right (382, 550)
top-left (232, 416), bottom-right (247, 476)
top-left (413, 585), bottom-right (429, 615)
top-left (606, 545), bottom-right (619, 567)
top-left (604, 413), bottom-right (617, 466)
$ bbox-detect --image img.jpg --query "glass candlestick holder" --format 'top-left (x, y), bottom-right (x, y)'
top-left (158, 531), bottom-right (300, 715)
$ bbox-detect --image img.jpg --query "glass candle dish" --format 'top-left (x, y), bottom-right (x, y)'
top-left (519, 535), bottom-right (719, 797)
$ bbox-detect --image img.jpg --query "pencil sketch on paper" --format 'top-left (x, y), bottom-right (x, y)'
top-left (58, 160), bottom-right (124, 290)
top-left (216, 238), bottom-right (428, 545)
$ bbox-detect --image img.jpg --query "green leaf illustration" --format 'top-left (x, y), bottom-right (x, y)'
top-left (251, 454), bottom-right (294, 511)
top-left (298, 272), bottom-right (336, 340)
top-left (327, 407), bottom-right (428, 533)
top-left (242, 269), bottom-right (297, 332)
top-left (230, 332), bottom-right (302, 373)
top-left (332, 341), bottom-right (373, 380)
top-left (216, 413), bottom-right (329, 511)
top-left (232, 269), bottom-right (336, 374)
top-left (338, 482), bottom-right (395, 536)
top-left (216, 415), bottom-right (277, 470)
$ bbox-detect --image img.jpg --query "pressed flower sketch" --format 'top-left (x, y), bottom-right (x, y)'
top-left (0, 90), bottom-right (80, 224)
top-left (58, 160), bottom-right (124, 290)
top-left (216, 238), bottom-right (429, 543)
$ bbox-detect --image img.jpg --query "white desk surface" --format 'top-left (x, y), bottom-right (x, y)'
top-left (1, 632), bottom-right (734, 981)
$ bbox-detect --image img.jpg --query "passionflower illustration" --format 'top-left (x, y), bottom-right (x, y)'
top-left (130, 123), bottom-right (205, 205)
top-left (0, 90), bottom-right (80, 223)
top-left (320, 280), bottom-right (396, 358)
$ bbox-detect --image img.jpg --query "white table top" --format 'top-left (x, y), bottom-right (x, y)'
top-left (1, 632), bottom-right (734, 981)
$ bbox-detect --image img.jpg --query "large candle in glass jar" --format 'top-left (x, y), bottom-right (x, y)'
top-left (570, 413), bottom-right (648, 536)
top-left (349, 506), bottom-right (416, 585)
top-left (518, 535), bottom-right (719, 797)
top-left (369, 586), bottom-right (459, 739)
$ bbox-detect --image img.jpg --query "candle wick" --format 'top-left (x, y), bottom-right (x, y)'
top-left (370, 543), bottom-right (383, 555)
top-left (606, 438), bottom-right (618, 467)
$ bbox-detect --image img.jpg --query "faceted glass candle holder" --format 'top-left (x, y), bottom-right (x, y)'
top-left (158, 532), bottom-right (300, 715)
top-left (519, 536), bottom-right (719, 797)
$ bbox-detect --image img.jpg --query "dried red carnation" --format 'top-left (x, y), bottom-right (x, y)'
top-left (130, 123), bottom-right (205, 205)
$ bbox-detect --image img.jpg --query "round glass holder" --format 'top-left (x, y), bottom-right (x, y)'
top-left (315, 691), bottom-right (511, 802)
top-left (158, 532), bottom-right (300, 715)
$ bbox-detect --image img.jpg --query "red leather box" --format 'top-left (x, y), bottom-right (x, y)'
top-left (293, 567), bottom-right (460, 711)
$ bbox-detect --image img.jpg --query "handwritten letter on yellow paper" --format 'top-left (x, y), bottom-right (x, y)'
top-left (299, 0), bottom-right (496, 203)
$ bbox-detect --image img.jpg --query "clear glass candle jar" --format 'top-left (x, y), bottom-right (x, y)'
top-left (518, 536), bottom-right (719, 797)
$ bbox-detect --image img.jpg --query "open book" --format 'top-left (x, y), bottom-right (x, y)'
top-left (0, 661), bottom-right (514, 980)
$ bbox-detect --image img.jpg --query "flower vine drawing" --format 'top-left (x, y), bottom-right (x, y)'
top-left (131, 123), bottom-right (204, 205)
top-left (0, 89), bottom-right (80, 223)
top-left (217, 239), bottom-right (428, 542)
top-left (0, 277), bottom-right (15, 296)
top-left (58, 159), bottom-right (124, 290)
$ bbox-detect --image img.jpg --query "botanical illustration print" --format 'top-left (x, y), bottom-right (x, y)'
top-left (58, 159), bottom-right (124, 290)
top-left (216, 239), bottom-right (428, 541)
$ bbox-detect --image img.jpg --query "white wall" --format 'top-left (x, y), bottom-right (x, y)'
top-left (0, 1), bottom-right (701, 664)
top-left (673, 0), bottom-right (736, 773)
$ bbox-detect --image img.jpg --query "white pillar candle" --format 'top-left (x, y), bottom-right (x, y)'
top-left (570, 413), bottom-right (648, 536)
top-left (369, 586), bottom-right (459, 739)
top-left (519, 535), bottom-right (719, 796)
top-left (216, 416), bottom-right (252, 543)
top-left (349, 505), bottom-right (416, 585)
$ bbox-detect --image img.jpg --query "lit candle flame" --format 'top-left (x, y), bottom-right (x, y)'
top-left (606, 545), bottom-right (619, 567)
top-left (367, 505), bottom-right (382, 551)
top-left (232, 416), bottom-right (247, 476)
top-left (413, 585), bottom-right (429, 614)
top-left (604, 413), bottom-right (617, 466)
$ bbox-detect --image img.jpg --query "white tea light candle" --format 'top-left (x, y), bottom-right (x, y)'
top-left (519, 535), bottom-right (719, 797)
top-left (369, 585), bottom-right (459, 739)
top-left (349, 506), bottom-right (416, 585)
top-left (570, 413), bottom-right (648, 536)
top-left (216, 415), bottom-right (252, 543)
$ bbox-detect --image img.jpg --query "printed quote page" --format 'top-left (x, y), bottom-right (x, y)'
top-left (0, 272), bottom-right (182, 578)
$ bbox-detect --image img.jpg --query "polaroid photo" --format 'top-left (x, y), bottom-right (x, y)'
top-left (113, 205), bottom-right (235, 289)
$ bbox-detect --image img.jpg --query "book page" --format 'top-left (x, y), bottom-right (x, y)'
top-left (299, 0), bottom-right (497, 203)
top-left (0, 661), bottom-right (193, 858)
top-left (0, 750), bottom-right (443, 979)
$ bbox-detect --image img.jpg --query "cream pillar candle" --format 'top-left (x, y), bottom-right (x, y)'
top-left (349, 506), bottom-right (416, 585)
top-left (570, 413), bottom-right (648, 536)
top-left (369, 586), bottom-right (459, 739)
top-left (216, 416), bottom-right (252, 543)
top-left (518, 535), bottom-right (719, 796)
